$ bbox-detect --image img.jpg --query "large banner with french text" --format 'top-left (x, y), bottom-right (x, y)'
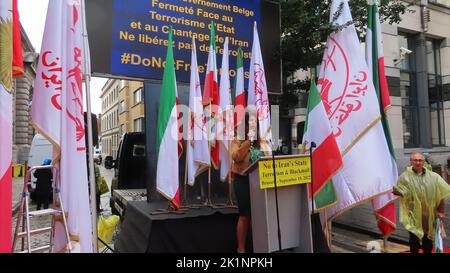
top-left (86, 0), bottom-right (281, 94)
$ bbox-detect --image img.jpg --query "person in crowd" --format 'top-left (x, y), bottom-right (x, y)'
top-left (423, 152), bottom-right (432, 171)
top-left (393, 151), bottom-right (450, 253)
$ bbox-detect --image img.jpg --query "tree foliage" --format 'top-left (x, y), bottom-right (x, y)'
top-left (278, 0), bottom-right (414, 108)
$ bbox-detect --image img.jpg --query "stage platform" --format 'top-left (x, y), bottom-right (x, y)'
top-left (115, 201), bottom-right (240, 253)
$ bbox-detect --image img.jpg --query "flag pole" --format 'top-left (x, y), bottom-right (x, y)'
top-left (182, 106), bottom-right (191, 208)
top-left (81, 0), bottom-right (98, 253)
top-left (182, 138), bottom-right (189, 208)
top-left (205, 102), bottom-right (214, 207)
top-left (226, 138), bottom-right (236, 207)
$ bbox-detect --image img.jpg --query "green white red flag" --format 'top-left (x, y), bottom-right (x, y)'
top-left (156, 28), bottom-right (182, 209)
top-left (366, 0), bottom-right (398, 237)
top-left (302, 80), bottom-right (342, 210)
top-left (435, 216), bottom-right (444, 253)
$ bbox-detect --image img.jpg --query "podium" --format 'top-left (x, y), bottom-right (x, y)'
top-left (244, 154), bottom-right (313, 253)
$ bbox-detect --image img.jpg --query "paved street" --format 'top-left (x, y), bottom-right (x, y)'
top-left (10, 163), bottom-right (116, 253)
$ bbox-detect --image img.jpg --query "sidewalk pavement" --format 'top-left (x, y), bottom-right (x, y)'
top-left (333, 199), bottom-right (450, 247)
top-left (10, 164), bottom-right (116, 252)
top-left (12, 177), bottom-right (24, 216)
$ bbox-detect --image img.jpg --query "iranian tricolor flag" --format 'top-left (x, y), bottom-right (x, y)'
top-left (218, 37), bottom-right (232, 181)
top-left (366, 0), bottom-right (398, 237)
top-left (202, 21), bottom-right (220, 169)
top-left (319, 0), bottom-right (398, 223)
top-left (302, 80), bottom-right (342, 210)
top-left (0, 0), bottom-right (13, 253)
top-left (156, 29), bottom-right (182, 209)
top-left (232, 47), bottom-right (246, 128)
top-left (31, 0), bottom-right (93, 252)
top-left (248, 22), bottom-right (272, 152)
top-left (187, 37), bottom-right (210, 186)
top-left (435, 216), bottom-right (444, 253)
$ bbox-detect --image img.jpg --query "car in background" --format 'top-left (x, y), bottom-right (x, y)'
top-left (94, 147), bottom-right (102, 164)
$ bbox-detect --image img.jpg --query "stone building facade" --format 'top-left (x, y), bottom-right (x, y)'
top-left (12, 25), bottom-right (37, 164)
top-left (100, 79), bottom-right (120, 159)
top-left (117, 80), bottom-right (145, 135)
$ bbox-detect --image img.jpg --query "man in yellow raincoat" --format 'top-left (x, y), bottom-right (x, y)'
top-left (393, 152), bottom-right (450, 253)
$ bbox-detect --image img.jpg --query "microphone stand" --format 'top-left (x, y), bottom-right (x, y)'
top-left (270, 142), bottom-right (282, 252)
top-left (309, 142), bottom-right (316, 215)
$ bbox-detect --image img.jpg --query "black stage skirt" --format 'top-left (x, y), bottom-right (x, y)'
top-left (233, 174), bottom-right (251, 216)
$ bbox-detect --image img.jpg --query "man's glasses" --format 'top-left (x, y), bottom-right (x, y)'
top-left (411, 159), bottom-right (424, 162)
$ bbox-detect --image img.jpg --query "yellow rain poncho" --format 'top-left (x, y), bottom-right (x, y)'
top-left (394, 166), bottom-right (450, 240)
top-left (98, 215), bottom-right (120, 250)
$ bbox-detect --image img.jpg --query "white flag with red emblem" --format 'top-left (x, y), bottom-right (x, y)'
top-left (318, 0), bottom-right (398, 222)
top-left (218, 37), bottom-right (233, 181)
top-left (202, 22), bottom-right (220, 169)
top-left (187, 38), bottom-right (210, 186)
top-left (248, 22), bottom-right (272, 152)
top-left (31, 0), bottom-right (93, 252)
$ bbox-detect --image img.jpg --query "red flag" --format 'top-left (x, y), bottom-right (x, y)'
top-left (12, 0), bottom-right (24, 77)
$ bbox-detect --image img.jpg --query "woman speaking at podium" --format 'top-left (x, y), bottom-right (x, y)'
top-left (231, 111), bottom-right (269, 253)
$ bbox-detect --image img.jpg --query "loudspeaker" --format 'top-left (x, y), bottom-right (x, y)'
top-left (84, 112), bottom-right (99, 147)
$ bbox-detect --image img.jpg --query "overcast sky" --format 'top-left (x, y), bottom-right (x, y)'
top-left (18, 0), bottom-right (106, 115)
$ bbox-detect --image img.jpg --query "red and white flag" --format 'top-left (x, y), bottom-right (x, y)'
top-left (202, 22), bottom-right (220, 169)
top-left (31, 0), bottom-right (93, 252)
top-left (318, 0), bottom-right (398, 223)
top-left (187, 38), bottom-right (210, 186)
top-left (248, 22), bottom-right (272, 152)
top-left (233, 47), bottom-right (246, 127)
top-left (0, 0), bottom-right (14, 253)
top-left (218, 37), bottom-right (233, 181)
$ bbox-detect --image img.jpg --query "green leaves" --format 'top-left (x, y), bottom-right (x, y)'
top-left (279, 0), bottom-right (412, 106)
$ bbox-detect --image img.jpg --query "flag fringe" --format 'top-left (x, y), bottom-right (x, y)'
top-left (341, 115), bottom-right (381, 156)
top-left (325, 188), bottom-right (394, 222)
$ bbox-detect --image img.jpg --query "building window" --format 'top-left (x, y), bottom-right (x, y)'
top-left (134, 88), bottom-right (143, 105)
top-left (428, 0), bottom-right (450, 8)
top-left (427, 39), bottom-right (445, 146)
top-left (119, 100), bottom-right (125, 113)
top-left (399, 33), bottom-right (419, 148)
top-left (134, 118), bottom-right (145, 132)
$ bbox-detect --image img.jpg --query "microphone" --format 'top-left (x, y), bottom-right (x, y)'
top-left (310, 142), bottom-right (317, 149)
